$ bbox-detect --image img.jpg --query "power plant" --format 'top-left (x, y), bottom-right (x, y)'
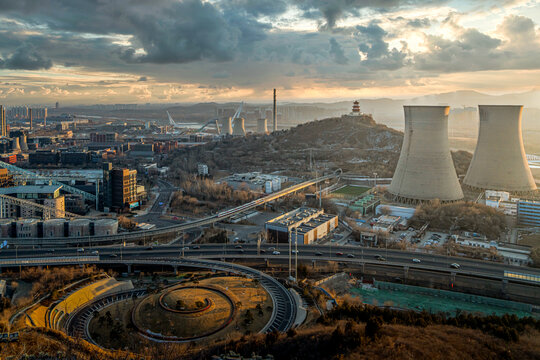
top-left (464, 105), bottom-right (537, 193)
top-left (388, 106), bottom-right (464, 203)
top-left (257, 118), bottom-right (268, 134)
top-left (220, 117), bottom-right (233, 135)
top-left (232, 117), bottom-right (246, 136)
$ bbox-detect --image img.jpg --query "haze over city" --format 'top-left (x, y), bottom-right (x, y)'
top-left (0, 0), bottom-right (540, 104)
top-left (0, 1), bottom-right (540, 360)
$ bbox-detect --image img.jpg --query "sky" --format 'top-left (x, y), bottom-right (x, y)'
top-left (0, 0), bottom-right (539, 105)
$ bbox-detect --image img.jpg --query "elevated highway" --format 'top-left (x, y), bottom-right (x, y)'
top-left (4, 169), bottom-right (341, 247)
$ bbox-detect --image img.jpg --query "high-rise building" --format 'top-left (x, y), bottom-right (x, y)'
top-left (28, 108), bottom-right (33, 130)
top-left (55, 101), bottom-right (59, 109)
top-left (102, 163), bottom-right (138, 211)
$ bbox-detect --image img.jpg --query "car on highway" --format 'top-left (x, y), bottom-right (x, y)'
top-left (91, 250), bottom-right (99, 255)
top-left (336, 252), bottom-right (344, 256)
top-left (347, 254), bottom-right (355, 258)
top-left (315, 252), bottom-right (323, 256)
top-left (374, 255), bottom-right (386, 261)
top-left (235, 245), bottom-right (243, 249)
top-left (292, 250), bottom-right (299, 254)
top-left (238, 249), bottom-right (245, 253)
top-left (450, 263), bottom-right (460, 269)
top-left (77, 248), bottom-right (84, 253)
top-left (260, 249), bottom-right (266, 254)
top-left (192, 245), bottom-right (200, 249)
top-left (109, 254), bottom-right (118, 258)
top-left (268, 247), bottom-right (275, 251)
top-left (145, 246), bottom-right (154, 250)
top-left (412, 258), bottom-right (421, 263)
top-left (272, 251), bottom-right (281, 255)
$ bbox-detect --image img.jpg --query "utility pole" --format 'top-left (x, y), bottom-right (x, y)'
top-left (295, 227), bottom-right (298, 282)
top-left (288, 228), bottom-right (292, 279)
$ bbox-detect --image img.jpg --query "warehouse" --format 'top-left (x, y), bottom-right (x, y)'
top-left (265, 207), bottom-right (338, 244)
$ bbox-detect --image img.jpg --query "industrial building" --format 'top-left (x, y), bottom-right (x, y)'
top-left (517, 199), bottom-right (540, 227)
top-left (464, 106), bottom-right (537, 193)
top-left (265, 207), bottom-right (338, 244)
top-left (1, 218), bottom-right (118, 238)
top-left (349, 194), bottom-right (380, 216)
top-left (0, 169), bottom-right (13, 188)
top-left (219, 172), bottom-right (287, 193)
top-left (388, 106), bottom-right (464, 203)
top-left (0, 185), bottom-right (65, 218)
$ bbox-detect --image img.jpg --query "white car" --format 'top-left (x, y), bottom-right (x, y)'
top-left (292, 250), bottom-right (299, 254)
top-left (450, 263), bottom-right (461, 269)
top-left (272, 251), bottom-right (281, 255)
top-left (91, 250), bottom-right (99, 255)
top-left (77, 248), bottom-right (85, 252)
top-left (412, 258), bottom-right (421, 263)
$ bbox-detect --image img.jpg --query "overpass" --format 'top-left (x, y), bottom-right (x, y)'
top-left (4, 169), bottom-right (342, 247)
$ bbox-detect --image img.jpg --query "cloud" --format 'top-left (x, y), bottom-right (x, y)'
top-left (295, 0), bottom-right (448, 29)
top-left (354, 22), bottom-right (408, 70)
top-left (128, 84), bottom-right (152, 100)
top-left (497, 14), bottom-right (537, 48)
top-left (329, 38), bottom-right (348, 64)
top-left (212, 71), bottom-right (231, 79)
top-left (0, 44), bottom-right (53, 70)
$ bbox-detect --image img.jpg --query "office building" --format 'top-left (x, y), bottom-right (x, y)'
top-left (517, 199), bottom-right (540, 227)
top-left (102, 162), bottom-right (138, 211)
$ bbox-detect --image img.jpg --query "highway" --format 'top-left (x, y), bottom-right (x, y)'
top-left (4, 170), bottom-right (342, 246)
top-left (2, 243), bottom-right (540, 283)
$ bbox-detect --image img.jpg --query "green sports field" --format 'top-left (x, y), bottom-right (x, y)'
top-left (332, 185), bottom-right (370, 197)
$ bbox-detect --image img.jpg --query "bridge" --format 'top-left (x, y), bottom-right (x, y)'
top-left (4, 169), bottom-right (342, 247)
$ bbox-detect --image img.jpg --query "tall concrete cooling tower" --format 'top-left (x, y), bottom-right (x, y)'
top-left (388, 106), bottom-right (464, 203)
top-left (257, 118), bottom-right (268, 133)
top-left (232, 117), bottom-right (246, 136)
top-left (221, 117), bottom-right (233, 135)
top-left (464, 105), bottom-right (537, 193)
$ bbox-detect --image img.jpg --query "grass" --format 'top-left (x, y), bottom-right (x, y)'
top-left (332, 185), bottom-right (370, 197)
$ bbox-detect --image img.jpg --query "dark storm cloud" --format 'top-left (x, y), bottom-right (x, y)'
top-left (221, 0), bottom-right (289, 17)
top-left (0, 0), bottom-right (270, 65)
top-left (0, 44), bottom-right (52, 70)
top-left (329, 38), bottom-right (349, 64)
top-left (294, 0), bottom-right (448, 29)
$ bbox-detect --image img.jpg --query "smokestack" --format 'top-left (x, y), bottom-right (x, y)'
top-left (273, 88), bottom-right (277, 132)
top-left (388, 106), bottom-right (463, 204)
top-left (464, 105), bottom-right (536, 193)
top-left (0, 105), bottom-right (6, 137)
top-left (29, 108), bottom-right (33, 130)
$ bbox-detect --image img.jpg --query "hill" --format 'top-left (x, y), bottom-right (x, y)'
top-left (166, 114), bottom-right (472, 179)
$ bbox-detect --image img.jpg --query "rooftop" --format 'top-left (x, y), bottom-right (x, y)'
top-left (0, 185), bottom-right (62, 194)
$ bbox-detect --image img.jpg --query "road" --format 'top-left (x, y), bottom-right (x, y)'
top-left (134, 179), bottom-right (179, 228)
top-left (2, 243), bottom-right (540, 282)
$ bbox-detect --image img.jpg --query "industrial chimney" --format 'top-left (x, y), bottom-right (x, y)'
top-left (232, 117), bottom-right (246, 136)
top-left (388, 106), bottom-right (464, 203)
top-left (464, 105), bottom-right (537, 193)
top-left (28, 108), bottom-right (33, 130)
top-left (273, 88), bottom-right (277, 132)
top-left (257, 118), bottom-right (268, 134)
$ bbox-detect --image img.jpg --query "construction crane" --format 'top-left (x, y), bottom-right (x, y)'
top-left (0, 161), bottom-right (97, 202)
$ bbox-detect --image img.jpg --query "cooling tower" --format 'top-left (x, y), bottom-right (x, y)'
top-left (257, 118), bottom-right (268, 134)
top-left (19, 135), bottom-right (28, 151)
top-left (221, 117), bottom-right (233, 135)
top-left (388, 106), bottom-right (464, 203)
top-left (232, 117), bottom-right (246, 136)
top-left (464, 105), bottom-right (536, 193)
top-left (10, 137), bottom-right (20, 152)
